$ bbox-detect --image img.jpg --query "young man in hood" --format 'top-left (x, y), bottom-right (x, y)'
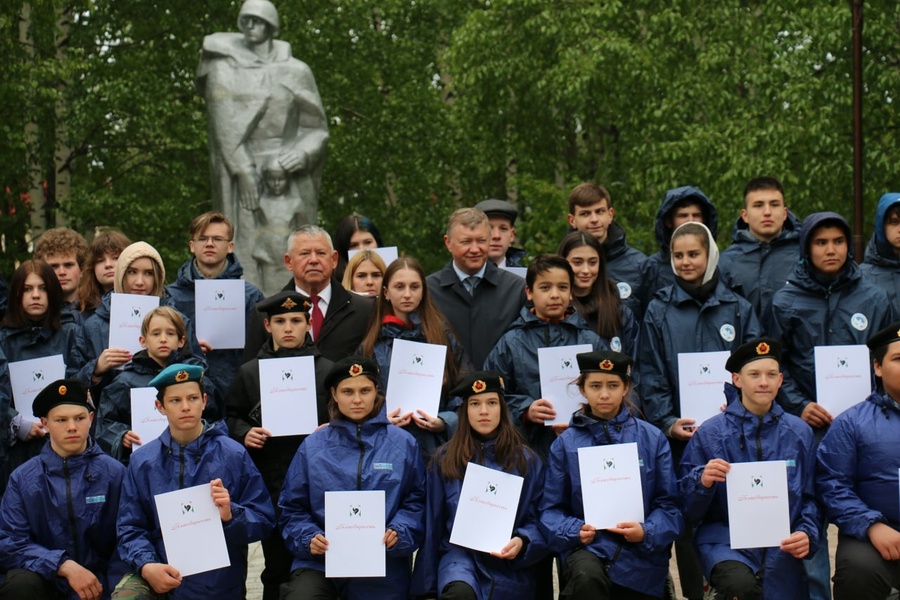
top-left (861, 192), bottom-right (900, 315)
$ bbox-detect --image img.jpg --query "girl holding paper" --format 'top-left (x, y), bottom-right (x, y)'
top-left (411, 371), bottom-right (547, 600)
top-left (540, 350), bottom-right (682, 599)
top-left (0, 260), bottom-right (87, 491)
top-left (278, 356), bottom-right (425, 600)
top-left (359, 257), bottom-right (472, 460)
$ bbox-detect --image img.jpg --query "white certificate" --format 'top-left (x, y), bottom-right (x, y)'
top-left (578, 443), bottom-right (644, 529)
top-left (449, 462), bottom-right (525, 553)
top-left (130, 387), bottom-right (167, 452)
top-left (539, 344), bottom-right (593, 425)
top-left (194, 280), bottom-right (246, 350)
top-left (726, 460), bottom-right (791, 549)
top-left (154, 483), bottom-right (230, 577)
top-left (814, 345), bottom-right (871, 418)
top-left (385, 339), bottom-right (445, 418)
top-left (348, 246), bottom-right (399, 266)
top-left (109, 293), bottom-right (160, 354)
top-left (8, 355), bottom-right (66, 425)
top-left (258, 356), bottom-right (319, 437)
top-left (325, 490), bottom-right (385, 578)
top-left (677, 351), bottom-right (731, 425)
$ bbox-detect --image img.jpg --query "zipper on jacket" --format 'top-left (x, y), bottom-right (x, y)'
top-left (63, 458), bottom-right (81, 563)
top-left (754, 417), bottom-right (764, 461)
top-left (178, 444), bottom-right (186, 488)
top-left (601, 421), bottom-right (614, 444)
top-left (356, 424), bottom-right (365, 491)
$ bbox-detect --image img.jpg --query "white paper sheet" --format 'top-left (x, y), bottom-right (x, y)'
top-left (348, 246), bottom-right (399, 266)
top-left (130, 387), bottom-right (167, 452)
top-left (8, 354), bottom-right (66, 425)
top-left (154, 483), bottom-right (230, 577)
top-left (194, 279), bottom-right (246, 350)
top-left (108, 293), bottom-right (160, 354)
top-left (677, 350), bottom-right (731, 425)
top-left (814, 344), bottom-right (871, 418)
top-left (539, 344), bottom-right (593, 425)
top-left (325, 490), bottom-right (386, 578)
top-left (258, 356), bottom-right (319, 437)
top-left (578, 442), bottom-right (644, 529)
top-left (385, 339), bottom-right (445, 418)
top-left (449, 462), bottom-right (525, 553)
top-left (726, 460), bottom-right (791, 549)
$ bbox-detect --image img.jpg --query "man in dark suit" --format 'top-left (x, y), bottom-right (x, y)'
top-left (427, 208), bottom-right (525, 368)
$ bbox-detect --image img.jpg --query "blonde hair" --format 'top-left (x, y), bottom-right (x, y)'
top-left (341, 250), bottom-right (387, 291)
top-left (141, 306), bottom-right (186, 340)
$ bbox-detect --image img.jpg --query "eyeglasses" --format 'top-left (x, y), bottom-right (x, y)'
top-left (194, 236), bottom-right (231, 245)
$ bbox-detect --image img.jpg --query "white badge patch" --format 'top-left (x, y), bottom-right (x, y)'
top-left (851, 313), bottom-right (868, 331)
top-left (616, 282), bottom-right (632, 299)
top-left (720, 323), bottom-right (736, 342)
top-left (611, 336), bottom-right (622, 352)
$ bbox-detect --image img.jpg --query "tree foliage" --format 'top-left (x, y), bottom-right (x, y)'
top-left (0, 1), bottom-right (897, 279)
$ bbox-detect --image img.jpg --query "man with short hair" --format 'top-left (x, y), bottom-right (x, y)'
top-left (861, 192), bottom-right (900, 315)
top-left (566, 183), bottom-right (648, 319)
top-left (0, 379), bottom-right (125, 600)
top-left (166, 212), bottom-right (264, 394)
top-left (475, 198), bottom-right (525, 268)
top-left (33, 227), bottom-right (89, 310)
top-left (718, 177), bottom-right (801, 316)
top-left (244, 225), bottom-right (374, 363)
top-left (427, 208), bottom-right (525, 368)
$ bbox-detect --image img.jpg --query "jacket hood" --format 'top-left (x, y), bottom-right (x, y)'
top-left (175, 253), bottom-right (243, 286)
top-left (799, 212), bottom-right (853, 261)
top-left (655, 186), bottom-right (718, 255)
top-left (157, 417), bottom-right (227, 451)
top-left (873, 193), bottom-right (900, 258)
top-left (669, 221), bottom-right (719, 286)
top-left (114, 241), bottom-right (166, 296)
top-left (864, 234), bottom-right (900, 268)
top-left (868, 389), bottom-right (900, 417)
top-left (730, 210), bottom-right (802, 244)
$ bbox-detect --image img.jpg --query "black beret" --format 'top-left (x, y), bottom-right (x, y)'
top-left (725, 338), bottom-right (782, 373)
top-left (474, 199), bottom-right (518, 224)
top-left (449, 371), bottom-right (506, 399)
top-left (324, 356), bottom-right (380, 390)
top-left (867, 321), bottom-right (900, 354)
top-left (256, 291), bottom-right (313, 317)
top-left (33, 379), bottom-right (95, 418)
top-left (576, 350), bottom-right (634, 379)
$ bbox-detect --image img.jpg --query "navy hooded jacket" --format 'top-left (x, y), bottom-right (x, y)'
top-left (861, 192), bottom-right (900, 315)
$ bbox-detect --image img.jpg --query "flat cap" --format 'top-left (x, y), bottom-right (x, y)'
top-left (474, 199), bottom-right (518, 224)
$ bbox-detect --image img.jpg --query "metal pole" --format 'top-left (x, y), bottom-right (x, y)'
top-left (851, 0), bottom-right (864, 262)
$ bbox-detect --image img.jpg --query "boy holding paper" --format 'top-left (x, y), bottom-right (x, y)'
top-left (113, 364), bottom-right (274, 599)
top-left (679, 338), bottom-right (819, 599)
top-left (817, 322), bottom-right (900, 599)
top-left (225, 290), bottom-right (332, 600)
top-left (0, 379), bottom-right (125, 600)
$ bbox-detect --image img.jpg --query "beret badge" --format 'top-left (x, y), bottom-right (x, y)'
top-left (472, 380), bottom-right (487, 393)
top-left (599, 359), bottom-right (614, 371)
top-left (349, 364), bottom-right (363, 377)
top-left (281, 297), bottom-right (298, 310)
top-left (175, 370), bottom-right (190, 383)
top-left (59, 385), bottom-right (67, 396)
top-left (756, 342), bottom-right (770, 356)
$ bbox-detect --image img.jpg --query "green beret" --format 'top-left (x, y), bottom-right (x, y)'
top-left (725, 338), bottom-right (782, 373)
top-left (449, 371), bottom-right (506, 399)
top-left (256, 291), bottom-right (313, 317)
top-left (33, 379), bottom-right (95, 418)
top-left (576, 350), bottom-right (634, 379)
top-left (148, 363), bottom-right (204, 390)
top-left (867, 321), bottom-right (900, 354)
top-left (324, 356), bottom-right (380, 390)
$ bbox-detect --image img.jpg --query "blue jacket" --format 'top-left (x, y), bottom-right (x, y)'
top-left (817, 390), bottom-right (900, 539)
top-left (278, 411), bottom-right (425, 600)
top-left (719, 211), bottom-right (802, 316)
top-left (601, 221), bottom-right (650, 321)
top-left (95, 349), bottom-right (208, 464)
top-left (679, 399), bottom-right (819, 598)
top-left (539, 407), bottom-right (683, 598)
top-left (369, 312), bottom-right (473, 461)
top-left (861, 193), bottom-right (900, 315)
top-left (641, 186), bottom-right (718, 313)
top-left (638, 280), bottom-right (761, 434)
top-left (411, 441), bottom-right (548, 600)
top-left (0, 440), bottom-right (126, 599)
top-left (165, 255), bottom-right (265, 394)
top-left (764, 217), bottom-right (893, 416)
top-left (116, 420), bottom-right (275, 599)
top-left (483, 305), bottom-right (608, 458)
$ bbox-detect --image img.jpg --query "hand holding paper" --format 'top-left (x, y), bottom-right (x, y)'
top-left (608, 522), bottom-right (645, 543)
top-left (210, 478), bottom-right (232, 522)
top-left (780, 530), bottom-right (809, 559)
top-left (383, 528), bottom-right (398, 549)
top-left (122, 431), bottom-right (141, 449)
top-left (490, 536), bottom-right (523, 560)
top-left (140, 563), bottom-right (182, 594)
top-left (526, 398), bottom-right (557, 425)
top-left (310, 533), bottom-right (328, 555)
top-left (701, 458), bottom-right (731, 488)
top-left (579, 524), bottom-right (596, 545)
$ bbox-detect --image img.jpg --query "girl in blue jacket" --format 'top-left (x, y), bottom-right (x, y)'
top-left (540, 350), bottom-right (682, 599)
top-left (411, 371), bottom-right (547, 600)
top-left (359, 257), bottom-right (472, 461)
top-left (278, 356), bottom-right (426, 600)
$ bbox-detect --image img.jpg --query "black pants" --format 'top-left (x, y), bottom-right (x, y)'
top-left (709, 560), bottom-right (761, 600)
top-left (560, 549), bottom-right (660, 600)
top-left (441, 581), bottom-right (477, 600)
top-left (833, 533), bottom-right (900, 600)
top-left (280, 568), bottom-right (338, 600)
top-left (261, 525), bottom-right (294, 600)
top-left (0, 569), bottom-right (64, 599)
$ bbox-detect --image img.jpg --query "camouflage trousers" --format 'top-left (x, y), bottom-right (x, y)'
top-left (111, 571), bottom-right (167, 599)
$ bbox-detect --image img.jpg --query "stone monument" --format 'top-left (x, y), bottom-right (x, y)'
top-left (197, 0), bottom-right (328, 294)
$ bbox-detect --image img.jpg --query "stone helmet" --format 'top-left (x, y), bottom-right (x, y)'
top-left (238, 0), bottom-right (279, 37)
